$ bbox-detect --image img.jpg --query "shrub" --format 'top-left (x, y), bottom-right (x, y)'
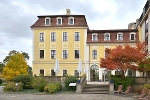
top-left (64, 75), bottom-right (77, 91)
top-left (31, 77), bottom-right (48, 90)
top-left (0, 79), bottom-right (2, 84)
top-left (38, 84), bottom-right (46, 92)
top-left (3, 81), bottom-right (23, 92)
top-left (44, 82), bottom-right (61, 93)
top-left (143, 84), bottom-right (150, 89)
top-left (110, 75), bottom-right (135, 91)
top-left (13, 74), bottom-right (33, 89)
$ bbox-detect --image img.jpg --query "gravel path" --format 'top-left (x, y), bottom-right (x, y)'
top-left (0, 93), bottom-right (135, 100)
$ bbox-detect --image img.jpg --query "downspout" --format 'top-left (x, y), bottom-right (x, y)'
top-left (89, 44), bottom-right (90, 81)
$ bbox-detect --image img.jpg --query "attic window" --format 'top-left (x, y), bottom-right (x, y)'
top-left (45, 17), bottom-right (51, 25)
top-left (68, 17), bottom-right (74, 25)
top-left (129, 32), bottom-right (136, 40)
top-left (56, 17), bottom-right (62, 25)
top-left (117, 33), bottom-right (123, 40)
top-left (92, 33), bottom-right (98, 41)
top-left (104, 33), bottom-right (110, 41)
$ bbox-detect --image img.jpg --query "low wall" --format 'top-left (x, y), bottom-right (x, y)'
top-left (132, 77), bottom-right (150, 91)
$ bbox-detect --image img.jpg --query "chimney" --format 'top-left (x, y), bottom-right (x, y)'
top-left (66, 9), bottom-right (71, 15)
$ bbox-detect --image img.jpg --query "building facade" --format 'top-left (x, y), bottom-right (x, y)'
top-left (31, 9), bottom-right (140, 81)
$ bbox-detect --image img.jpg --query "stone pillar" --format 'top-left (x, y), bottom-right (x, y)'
top-left (109, 83), bottom-right (114, 94)
top-left (76, 83), bottom-right (82, 93)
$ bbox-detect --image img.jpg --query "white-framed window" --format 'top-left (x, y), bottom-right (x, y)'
top-left (45, 17), bottom-right (51, 25)
top-left (51, 50), bottom-right (56, 59)
top-left (56, 17), bottom-right (62, 25)
top-left (68, 17), bottom-right (74, 25)
top-left (39, 33), bottom-right (44, 42)
top-left (63, 50), bottom-right (68, 59)
top-left (92, 33), bottom-right (98, 41)
top-left (63, 69), bottom-right (68, 76)
top-left (74, 32), bottom-right (80, 41)
top-left (74, 50), bottom-right (79, 58)
top-left (62, 32), bottom-right (68, 41)
top-left (129, 32), bottom-right (136, 40)
top-left (92, 50), bottom-right (97, 59)
top-left (39, 69), bottom-right (44, 76)
top-left (74, 70), bottom-right (79, 78)
top-left (51, 32), bottom-right (56, 41)
top-left (104, 33), bottom-right (110, 41)
top-left (104, 46), bottom-right (110, 58)
top-left (39, 50), bottom-right (44, 59)
top-left (117, 33), bottom-right (123, 40)
top-left (51, 69), bottom-right (55, 76)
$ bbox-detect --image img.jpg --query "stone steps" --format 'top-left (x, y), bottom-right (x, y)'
top-left (82, 84), bottom-right (109, 94)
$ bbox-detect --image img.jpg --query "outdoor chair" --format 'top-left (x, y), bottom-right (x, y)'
top-left (134, 88), bottom-right (147, 99)
top-left (139, 89), bottom-right (150, 100)
top-left (121, 86), bottom-right (132, 96)
top-left (114, 85), bottom-right (123, 95)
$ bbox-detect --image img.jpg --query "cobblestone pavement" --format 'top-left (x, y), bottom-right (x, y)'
top-left (0, 93), bottom-right (135, 100)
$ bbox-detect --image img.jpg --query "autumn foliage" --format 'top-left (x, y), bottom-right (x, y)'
top-left (100, 42), bottom-right (148, 77)
top-left (2, 53), bottom-right (28, 81)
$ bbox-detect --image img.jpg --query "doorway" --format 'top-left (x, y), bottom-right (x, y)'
top-left (90, 64), bottom-right (99, 81)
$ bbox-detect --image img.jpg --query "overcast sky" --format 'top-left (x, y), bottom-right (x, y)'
top-left (0, 0), bottom-right (147, 66)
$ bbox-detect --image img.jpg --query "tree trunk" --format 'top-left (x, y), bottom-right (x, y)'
top-left (121, 71), bottom-right (125, 78)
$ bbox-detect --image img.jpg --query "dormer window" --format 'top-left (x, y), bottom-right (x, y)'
top-left (57, 17), bottom-right (62, 25)
top-left (92, 33), bottom-right (98, 41)
top-left (130, 32), bottom-right (136, 40)
top-left (104, 33), bottom-right (110, 41)
top-left (117, 33), bottom-right (123, 40)
top-left (68, 17), bottom-right (74, 25)
top-left (45, 17), bottom-right (51, 25)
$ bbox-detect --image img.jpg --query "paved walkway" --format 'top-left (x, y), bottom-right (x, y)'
top-left (0, 93), bottom-right (135, 100)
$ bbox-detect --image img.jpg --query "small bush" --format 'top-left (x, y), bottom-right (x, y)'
top-left (0, 79), bottom-right (2, 84)
top-left (38, 84), bottom-right (46, 92)
top-left (64, 75), bottom-right (77, 91)
top-left (13, 74), bottom-right (32, 89)
top-left (3, 81), bottom-right (23, 92)
top-left (44, 82), bottom-right (61, 93)
top-left (31, 77), bottom-right (48, 90)
top-left (143, 84), bottom-right (150, 89)
top-left (110, 75), bottom-right (135, 91)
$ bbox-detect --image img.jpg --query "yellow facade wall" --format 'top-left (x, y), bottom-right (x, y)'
top-left (32, 28), bottom-right (87, 76)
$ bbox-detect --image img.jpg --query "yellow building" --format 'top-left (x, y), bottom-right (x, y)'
top-left (31, 9), bottom-right (139, 81)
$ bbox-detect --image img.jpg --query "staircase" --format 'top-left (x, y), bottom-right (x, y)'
top-left (82, 83), bottom-right (109, 94)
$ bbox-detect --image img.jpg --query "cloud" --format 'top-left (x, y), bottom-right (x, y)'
top-left (0, 0), bottom-right (147, 66)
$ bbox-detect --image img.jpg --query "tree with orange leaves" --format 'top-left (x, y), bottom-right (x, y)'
top-left (100, 42), bottom-right (148, 77)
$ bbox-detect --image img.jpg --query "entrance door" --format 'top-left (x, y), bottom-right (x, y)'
top-left (51, 69), bottom-right (55, 76)
top-left (90, 65), bottom-right (99, 81)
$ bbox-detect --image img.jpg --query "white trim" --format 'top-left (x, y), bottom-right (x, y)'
top-left (74, 49), bottom-right (80, 59)
top-left (92, 33), bottom-right (98, 41)
top-left (50, 32), bottom-right (56, 42)
top-left (62, 43), bottom-right (68, 48)
top-left (39, 49), bottom-right (45, 59)
top-left (92, 46), bottom-right (97, 48)
top-left (62, 49), bottom-right (68, 59)
top-left (74, 43), bottom-right (80, 48)
top-left (104, 46), bottom-right (110, 58)
top-left (74, 31), bottom-right (80, 42)
top-left (32, 30), bottom-right (35, 61)
top-left (117, 32), bottom-right (123, 40)
top-left (68, 17), bottom-right (74, 25)
top-left (104, 33), bottom-right (110, 41)
top-left (39, 43), bottom-right (45, 48)
top-left (129, 32), bottom-right (136, 41)
top-left (50, 43), bottom-right (56, 48)
top-left (62, 32), bottom-right (68, 42)
top-left (92, 49), bottom-right (97, 59)
top-left (56, 17), bottom-right (62, 25)
top-left (39, 69), bottom-right (45, 76)
top-left (45, 17), bottom-right (51, 25)
top-left (50, 49), bottom-right (56, 59)
top-left (39, 32), bottom-right (45, 42)
top-left (62, 69), bottom-right (68, 76)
